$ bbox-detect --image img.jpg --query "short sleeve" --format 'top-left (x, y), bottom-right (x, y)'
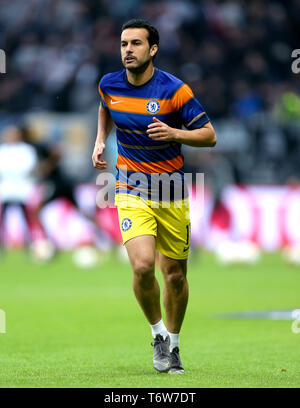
top-left (98, 80), bottom-right (108, 109)
top-left (172, 84), bottom-right (210, 129)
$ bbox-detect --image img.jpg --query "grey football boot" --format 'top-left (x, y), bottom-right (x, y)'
top-left (169, 347), bottom-right (184, 374)
top-left (152, 334), bottom-right (171, 373)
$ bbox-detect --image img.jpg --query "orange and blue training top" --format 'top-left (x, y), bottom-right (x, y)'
top-left (98, 67), bottom-right (210, 201)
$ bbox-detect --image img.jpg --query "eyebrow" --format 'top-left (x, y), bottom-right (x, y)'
top-left (121, 39), bottom-right (143, 43)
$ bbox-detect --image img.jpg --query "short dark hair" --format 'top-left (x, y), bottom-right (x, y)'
top-left (121, 19), bottom-right (159, 48)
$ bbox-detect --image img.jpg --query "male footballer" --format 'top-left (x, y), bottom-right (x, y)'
top-left (92, 19), bottom-right (216, 374)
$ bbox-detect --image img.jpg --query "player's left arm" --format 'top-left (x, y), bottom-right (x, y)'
top-left (147, 117), bottom-right (216, 147)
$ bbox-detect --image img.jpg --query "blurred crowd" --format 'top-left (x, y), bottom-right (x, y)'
top-left (1, 0), bottom-right (300, 225)
top-left (0, 0), bottom-right (300, 260)
top-left (0, 0), bottom-right (299, 115)
top-left (0, 0), bottom-right (300, 187)
top-left (0, 123), bottom-right (119, 261)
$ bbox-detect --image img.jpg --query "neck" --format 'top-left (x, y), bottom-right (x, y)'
top-left (126, 62), bottom-right (155, 86)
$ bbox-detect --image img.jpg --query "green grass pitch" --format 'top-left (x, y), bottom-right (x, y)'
top-left (0, 249), bottom-right (300, 388)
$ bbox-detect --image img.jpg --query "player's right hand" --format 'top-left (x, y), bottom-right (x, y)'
top-left (92, 142), bottom-right (107, 170)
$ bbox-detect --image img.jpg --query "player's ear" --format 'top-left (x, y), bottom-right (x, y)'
top-left (150, 44), bottom-right (158, 58)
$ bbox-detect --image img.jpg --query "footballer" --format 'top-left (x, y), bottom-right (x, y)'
top-left (92, 19), bottom-right (216, 374)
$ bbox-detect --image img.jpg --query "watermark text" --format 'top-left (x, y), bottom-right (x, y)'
top-left (291, 49), bottom-right (300, 74)
top-left (95, 169), bottom-right (205, 217)
top-left (291, 309), bottom-right (300, 334)
top-left (0, 309), bottom-right (6, 333)
top-left (0, 49), bottom-right (6, 73)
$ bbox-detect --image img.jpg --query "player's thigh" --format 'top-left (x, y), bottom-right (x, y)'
top-left (117, 195), bottom-right (158, 274)
top-left (155, 201), bottom-right (191, 260)
top-left (117, 203), bottom-right (157, 245)
top-left (125, 235), bottom-right (156, 274)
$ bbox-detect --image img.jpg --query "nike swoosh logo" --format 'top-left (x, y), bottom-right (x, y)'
top-left (111, 100), bottom-right (124, 105)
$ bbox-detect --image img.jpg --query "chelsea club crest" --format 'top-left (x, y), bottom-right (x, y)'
top-left (146, 100), bottom-right (160, 114)
top-left (122, 218), bottom-right (132, 231)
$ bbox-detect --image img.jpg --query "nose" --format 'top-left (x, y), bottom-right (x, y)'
top-left (125, 43), bottom-right (133, 54)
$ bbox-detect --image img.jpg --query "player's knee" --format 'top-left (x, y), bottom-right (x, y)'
top-left (133, 259), bottom-right (155, 288)
top-left (164, 267), bottom-right (186, 293)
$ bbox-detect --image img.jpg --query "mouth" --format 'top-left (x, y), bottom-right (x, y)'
top-left (125, 56), bottom-right (136, 63)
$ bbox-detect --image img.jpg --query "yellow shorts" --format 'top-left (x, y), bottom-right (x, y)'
top-left (116, 193), bottom-right (191, 260)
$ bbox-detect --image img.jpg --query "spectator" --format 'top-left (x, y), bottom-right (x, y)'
top-left (0, 125), bottom-right (39, 248)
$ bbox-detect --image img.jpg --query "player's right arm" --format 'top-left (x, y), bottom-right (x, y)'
top-left (92, 102), bottom-right (114, 170)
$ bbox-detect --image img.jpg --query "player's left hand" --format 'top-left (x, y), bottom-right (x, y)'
top-left (147, 117), bottom-right (177, 142)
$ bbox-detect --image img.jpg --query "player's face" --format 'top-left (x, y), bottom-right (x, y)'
top-left (121, 28), bottom-right (157, 72)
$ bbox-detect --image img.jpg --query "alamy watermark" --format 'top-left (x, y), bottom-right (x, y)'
top-left (0, 309), bottom-right (6, 333)
top-left (291, 309), bottom-right (300, 334)
top-left (0, 49), bottom-right (6, 74)
top-left (291, 49), bottom-right (300, 74)
top-left (96, 169), bottom-right (205, 212)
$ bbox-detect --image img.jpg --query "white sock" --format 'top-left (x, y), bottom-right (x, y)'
top-left (168, 332), bottom-right (179, 352)
top-left (150, 319), bottom-right (168, 340)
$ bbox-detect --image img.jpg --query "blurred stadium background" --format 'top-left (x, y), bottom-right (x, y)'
top-left (1, 0), bottom-right (300, 263)
top-left (1, 0), bottom-right (300, 388)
